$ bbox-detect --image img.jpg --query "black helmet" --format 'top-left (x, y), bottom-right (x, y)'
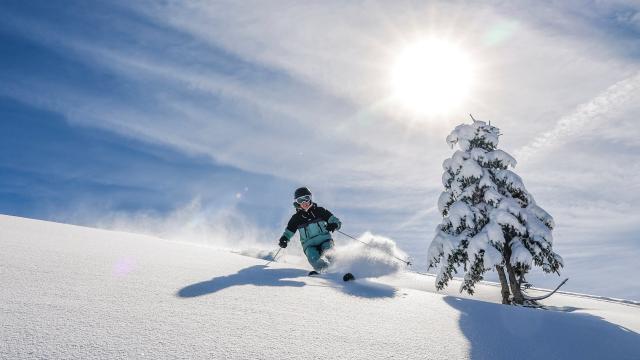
top-left (294, 187), bottom-right (312, 199)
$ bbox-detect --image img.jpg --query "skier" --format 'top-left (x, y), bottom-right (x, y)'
top-left (278, 187), bottom-right (353, 280)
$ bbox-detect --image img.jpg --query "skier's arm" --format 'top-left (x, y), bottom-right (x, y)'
top-left (280, 216), bottom-right (298, 245)
top-left (319, 207), bottom-right (341, 232)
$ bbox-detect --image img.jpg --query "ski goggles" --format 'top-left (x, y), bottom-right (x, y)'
top-left (294, 195), bottom-right (312, 205)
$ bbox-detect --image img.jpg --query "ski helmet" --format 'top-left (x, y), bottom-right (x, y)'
top-left (294, 187), bottom-right (312, 199)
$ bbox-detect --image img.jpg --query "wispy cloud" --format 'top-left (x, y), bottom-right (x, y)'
top-left (516, 71), bottom-right (640, 161)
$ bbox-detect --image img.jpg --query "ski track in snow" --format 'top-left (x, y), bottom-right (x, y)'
top-left (1, 215), bottom-right (639, 359)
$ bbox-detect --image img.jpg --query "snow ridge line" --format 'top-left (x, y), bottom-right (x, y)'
top-left (408, 270), bottom-right (640, 307)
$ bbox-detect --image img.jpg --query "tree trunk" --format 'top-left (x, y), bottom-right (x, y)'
top-left (505, 263), bottom-right (524, 304)
top-left (503, 246), bottom-right (524, 305)
top-left (502, 244), bottom-right (524, 304)
top-left (495, 265), bottom-right (511, 304)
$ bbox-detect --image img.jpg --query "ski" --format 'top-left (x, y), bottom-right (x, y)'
top-left (308, 271), bottom-right (355, 282)
top-left (343, 273), bottom-right (355, 282)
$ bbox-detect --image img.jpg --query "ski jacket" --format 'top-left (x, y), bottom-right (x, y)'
top-left (282, 203), bottom-right (341, 250)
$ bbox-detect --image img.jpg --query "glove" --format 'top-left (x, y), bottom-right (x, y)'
top-left (326, 223), bottom-right (339, 232)
top-left (279, 236), bottom-right (288, 248)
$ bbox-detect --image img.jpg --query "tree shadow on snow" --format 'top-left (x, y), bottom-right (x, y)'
top-left (177, 265), bottom-right (307, 298)
top-left (444, 296), bottom-right (640, 360)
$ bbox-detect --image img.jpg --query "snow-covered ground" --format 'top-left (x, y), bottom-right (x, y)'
top-left (1, 214), bottom-right (638, 359)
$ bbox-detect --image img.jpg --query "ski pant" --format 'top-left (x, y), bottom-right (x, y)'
top-left (304, 239), bottom-right (334, 271)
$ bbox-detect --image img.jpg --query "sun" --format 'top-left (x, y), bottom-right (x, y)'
top-left (391, 39), bottom-right (473, 115)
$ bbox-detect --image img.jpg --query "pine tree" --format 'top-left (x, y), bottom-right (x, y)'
top-left (426, 118), bottom-right (563, 305)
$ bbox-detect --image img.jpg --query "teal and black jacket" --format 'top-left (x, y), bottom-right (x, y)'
top-left (281, 203), bottom-right (341, 250)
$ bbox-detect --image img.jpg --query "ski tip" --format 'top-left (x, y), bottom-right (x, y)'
top-left (308, 270), bottom-right (319, 276)
top-left (343, 273), bottom-right (355, 282)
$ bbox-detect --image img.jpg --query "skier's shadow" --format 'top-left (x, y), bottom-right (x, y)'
top-left (444, 296), bottom-right (640, 359)
top-left (177, 265), bottom-right (307, 298)
top-left (333, 278), bottom-right (397, 299)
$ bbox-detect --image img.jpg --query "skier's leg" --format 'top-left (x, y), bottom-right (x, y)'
top-left (319, 239), bottom-right (335, 264)
top-left (304, 245), bottom-right (329, 272)
top-left (320, 239), bottom-right (334, 253)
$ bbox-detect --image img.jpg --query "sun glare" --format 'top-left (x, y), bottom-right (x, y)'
top-left (391, 39), bottom-right (473, 115)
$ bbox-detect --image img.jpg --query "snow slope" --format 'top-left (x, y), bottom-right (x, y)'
top-left (1, 214), bottom-right (639, 359)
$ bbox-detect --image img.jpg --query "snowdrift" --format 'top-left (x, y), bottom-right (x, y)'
top-left (1, 214), bottom-right (639, 359)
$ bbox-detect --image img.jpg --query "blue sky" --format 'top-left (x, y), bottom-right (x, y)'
top-left (1, 0), bottom-right (639, 299)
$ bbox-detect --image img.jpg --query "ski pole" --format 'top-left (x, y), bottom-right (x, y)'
top-left (265, 247), bottom-right (282, 266)
top-left (336, 230), bottom-right (412, 266)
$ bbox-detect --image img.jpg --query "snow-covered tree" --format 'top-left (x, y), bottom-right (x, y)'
top-left (426, 118), bottom-right (563, 304)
